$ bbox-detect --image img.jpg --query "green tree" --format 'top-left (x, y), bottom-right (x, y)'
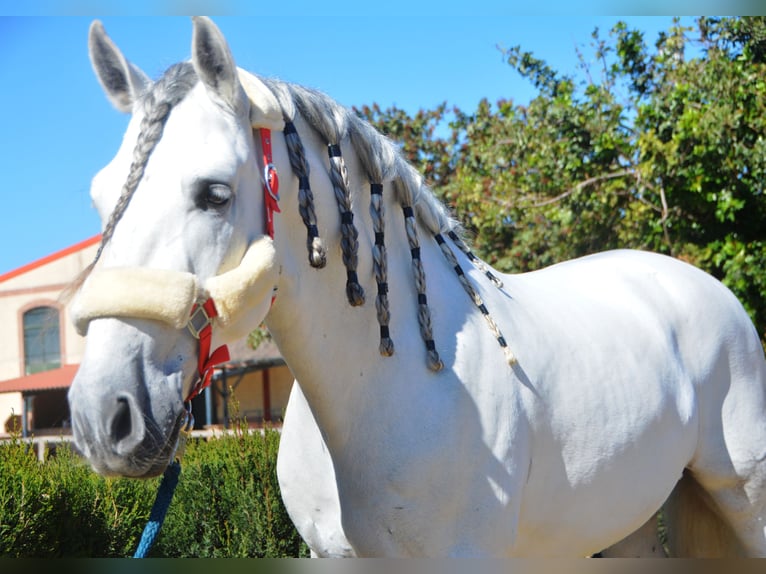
top-left (360, 17), bottom-right (766, 338)
top-left (354, 102), bottom-right (462, 187)
top-left (630, 17), bottom-right (766, 327)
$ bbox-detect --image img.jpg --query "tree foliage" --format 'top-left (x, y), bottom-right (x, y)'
top-left (357, 17), bottom-right (766, 338)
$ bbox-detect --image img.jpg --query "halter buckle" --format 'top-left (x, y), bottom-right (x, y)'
top-left (187, 303), bottom-right (212, 339)
top-left (264, 163), bottom-right (280, 202)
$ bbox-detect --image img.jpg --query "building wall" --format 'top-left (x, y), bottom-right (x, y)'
top-left (213, 365), bottom-right (294, 425)
top-left (0, 239), bottom-right (98, 380)
top-left (0, 238), bottom-right (99, 435)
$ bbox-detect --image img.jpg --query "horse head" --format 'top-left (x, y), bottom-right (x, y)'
top-left (68, 17), bottom-right (283, 477)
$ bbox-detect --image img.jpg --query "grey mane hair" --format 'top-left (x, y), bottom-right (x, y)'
top-left (347, 118), bottom-right (398, 182)
top-left (392, 157), bottom-right (453, 235)
top-left (259, 77), bottom-right (511, 367)
top-left (260, 79), bottom-right (296, 121)
top-left (287, 84), bottom-right (347, 143)
top-left (65, 62), bottom-right (199, 301)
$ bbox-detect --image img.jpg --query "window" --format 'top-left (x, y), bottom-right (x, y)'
top-left (23, 306), bottom-right (61, 374)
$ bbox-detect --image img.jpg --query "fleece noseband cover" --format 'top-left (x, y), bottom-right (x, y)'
top-left (72, 237), bottom-right (277, 338)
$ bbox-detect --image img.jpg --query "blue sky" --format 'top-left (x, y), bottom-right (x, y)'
top-left (0, 14), bottom-right (693, 274)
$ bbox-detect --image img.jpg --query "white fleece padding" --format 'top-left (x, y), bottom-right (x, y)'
top-left (204, 236), bottom-right (277, 329)
top-left (73, 267), bottom-right (198, 335)
top-left (71, 239), bottom-right (277, 338)
top-left (237, 68), bottom-right (285, 132)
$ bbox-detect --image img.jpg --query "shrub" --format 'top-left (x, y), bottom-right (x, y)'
top-left (0, 423), bottom-right (308, 558)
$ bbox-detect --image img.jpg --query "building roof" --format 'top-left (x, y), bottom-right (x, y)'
top-left (0, 364), bottom-right (79, 393)
top-left (0, 235), bottom-right (101, 284)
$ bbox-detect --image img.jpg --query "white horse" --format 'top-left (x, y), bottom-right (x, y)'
top-left (68, 17), bottom-right (766, 557)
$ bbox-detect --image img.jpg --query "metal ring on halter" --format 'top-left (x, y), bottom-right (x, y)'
top-left (264, 163), bottom-right (279, 201)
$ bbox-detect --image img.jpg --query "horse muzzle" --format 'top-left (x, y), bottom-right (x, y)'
top-left (68, 348), bottom-right (187, 478)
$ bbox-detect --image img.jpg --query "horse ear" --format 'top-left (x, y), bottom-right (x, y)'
top-left (191, 16), bottom-right (247, 114)
top-left (88, 20), bottom-right (150, 113)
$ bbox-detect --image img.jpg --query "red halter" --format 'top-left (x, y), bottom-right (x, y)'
top-left (185, 128), bottom-right (279, 402)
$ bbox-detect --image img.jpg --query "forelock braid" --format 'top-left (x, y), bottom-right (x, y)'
top-left (70, 63), bottom-right (198, 295)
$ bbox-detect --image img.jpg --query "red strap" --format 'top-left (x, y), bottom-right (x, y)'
top-left (186, 298), bottom-right (230, 402)
top-left (187, 131), bottom-right (279, 402)
top-left (261, 129), bottom-right (280, 238)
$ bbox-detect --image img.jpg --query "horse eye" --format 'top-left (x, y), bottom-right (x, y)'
top-left (205, 183), bottom-right (232, 207)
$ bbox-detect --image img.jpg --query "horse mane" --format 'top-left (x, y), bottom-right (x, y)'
top-left (265, 79), bottom-right (459, 235)
top-left (261, 77), bottom-right (512, 369)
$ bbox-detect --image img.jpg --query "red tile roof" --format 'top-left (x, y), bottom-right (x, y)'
top-left (0, 364), bottom-right (79, 393)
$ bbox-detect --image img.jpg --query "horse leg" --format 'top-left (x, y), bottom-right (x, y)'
top-left (596, 511), bottom-right (666, 557)
top-left (277, 382), bottom-right (355, 557)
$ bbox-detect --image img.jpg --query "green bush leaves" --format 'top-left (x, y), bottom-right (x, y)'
top-left (0, 426), bottom-right (307, 558)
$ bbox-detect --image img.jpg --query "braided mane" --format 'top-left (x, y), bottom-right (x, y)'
top-left (262, 77), bottom-right (513, 369)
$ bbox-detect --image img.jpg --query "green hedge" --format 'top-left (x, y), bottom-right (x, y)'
top-left (0, 423), bottom-right (309, 558)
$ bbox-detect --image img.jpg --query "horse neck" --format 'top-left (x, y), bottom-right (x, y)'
top-left (263, 124), bottom-right (460, 448)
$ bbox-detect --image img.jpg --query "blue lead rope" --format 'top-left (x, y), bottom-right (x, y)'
top-left (133, 459), bottom-right (182, 558)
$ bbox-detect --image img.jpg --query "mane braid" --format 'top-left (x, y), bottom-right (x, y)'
top-left (261, 78), bottom-right (328, 269)
top-left (446, 231), bottom-right (503, 289)
top-left (328, 143), bottom-right (365, 306)
top-left (394, 178), bottom-right (443, 372)
top-left (370, 182), bottom-right (394, 356)
top-left (288, 83), bottom-right (364, 306)
top-left (435, 234), bottom-right (516, 365)
top-left (348, 118), bottom-right (397, 357)
top-left (284, 121), bottom-right (327, 268)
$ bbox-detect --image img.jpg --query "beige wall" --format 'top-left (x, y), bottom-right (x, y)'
top-left (0, 240), bottom-right (99, 435)
top-left (215, 365), bottom-right (294, 425)
top-left (0, 241), bottom-right (97, 381)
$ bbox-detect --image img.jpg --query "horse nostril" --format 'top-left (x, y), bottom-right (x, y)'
top-left (111, 397), bottom-right (133, 443)
top-left (108, 393), bottom-right (147, 456)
